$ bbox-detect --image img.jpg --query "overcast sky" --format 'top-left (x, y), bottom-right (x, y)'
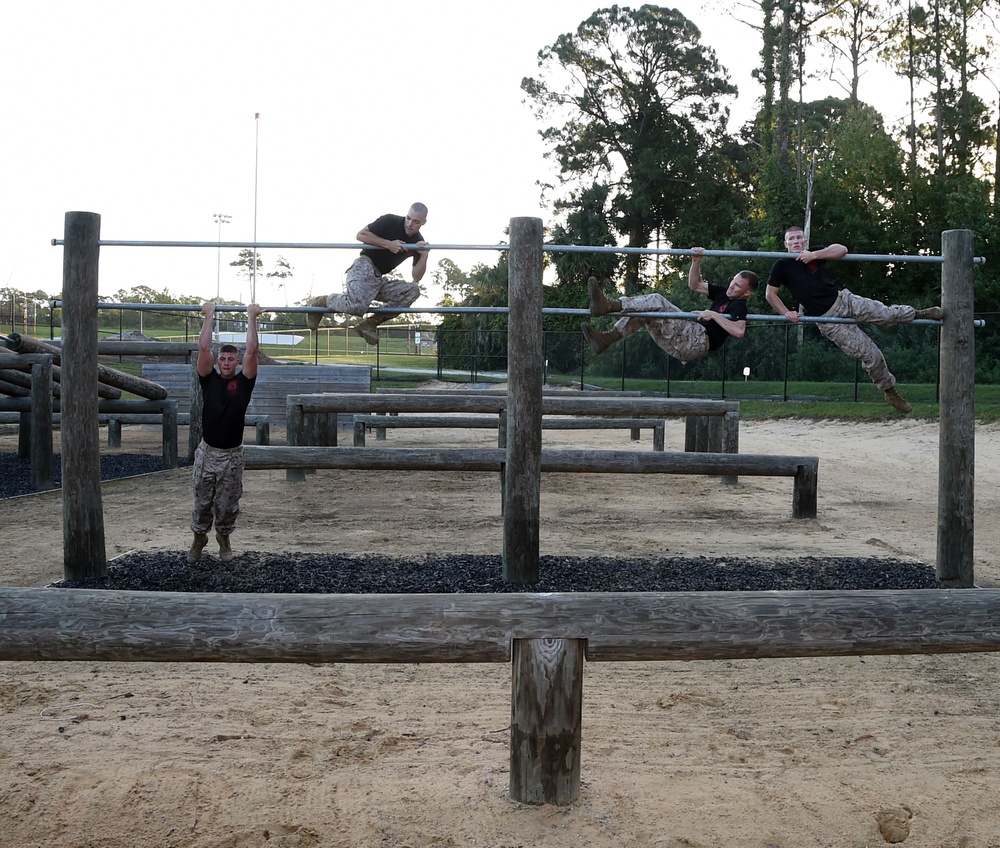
top-left (2, 0), bottom-right (910, 312)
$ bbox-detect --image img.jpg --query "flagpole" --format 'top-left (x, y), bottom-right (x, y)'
top-left (252, 112), bottom-right (260, 303)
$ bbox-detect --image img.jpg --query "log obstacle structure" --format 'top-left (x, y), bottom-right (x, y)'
top-left (371, 386), bottom-right (736, 454)
top-left (286, 391), bottom-right (746, 486)
top-left (3, 585), bottom-right (1000, 805)
top-left (352, 413), bottom-right (668, 451)
top-left (35, 213), bottom-right (981, 806)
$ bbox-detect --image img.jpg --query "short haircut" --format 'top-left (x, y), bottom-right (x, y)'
top-left (219, 344), bottom-right (239, 355)
top-left (738, 270), bottom-right (759, 291)
top-left (784, 225), bottom-right (805, 238)
top-left (409, 201), bottom-right (428, 218)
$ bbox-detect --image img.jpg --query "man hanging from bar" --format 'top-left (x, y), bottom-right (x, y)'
top-left (188, 301), bottom-right (261, 564)
top-left (307, 202), bottom-right (430, 345)
top-left (581, 248), bottom-right (758, 363)
top-left (765, 225), bottom-right (943, 414)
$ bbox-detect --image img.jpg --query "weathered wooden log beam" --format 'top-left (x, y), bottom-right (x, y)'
top-left (245, 446), bottom-right (812, 476)
top-left (1, 587), bottom-right (997, 664)
top-left (291, 392), bottom-right (738, 418)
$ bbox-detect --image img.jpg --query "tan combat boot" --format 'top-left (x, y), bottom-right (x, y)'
top-left (216, 532), bottom-right (234, 563)
top-left (914, 306), bottom-right (943, 320)
top-left (581, 323), bottom-right (623, 355)
top-left (354, 318), bottom-right (380, 345)
top-left (306, 295), bottom-right (328, 332)
top-left (884, 387), bottom-right (913, 414)
top-left (187, 532), bottom-right (209, 564)
top-left (587, 276), bottom-right (622, 316)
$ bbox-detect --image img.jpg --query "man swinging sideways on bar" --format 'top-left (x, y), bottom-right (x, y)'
top-left (307, 202), bottom-right (430, 345)
top-left (765, 225), bottom-right (944, 414)
top-left (582, 248), bottom-right (758, 363)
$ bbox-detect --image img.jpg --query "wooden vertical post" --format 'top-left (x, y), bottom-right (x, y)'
top-left (162, 400), bottom-right (178, 469)
top-left (503, 217), bottom-right (543, 584)
top-left (509, 638), bottom-right (584, 805)
top-left (285, 397), bottom-right (306, 482)
top-left (29, 359), bottom-right (54, 491)
top-left (937, 229), bottom-right (976, 586)
top-left (107, 418), bottom-right (122, 447)
top-left (60, 211), bottom-right (106, 580)
top-left (188, 357), bottom-right (202, 460)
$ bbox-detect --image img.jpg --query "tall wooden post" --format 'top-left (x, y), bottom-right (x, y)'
top-left (937, 229), bottom-right (976, 586)
top-left (30, 358), bottom-right (54, 491)
top-left (61, 211), bottom-right (106, 579)
top-left (503, 217), bottom-right (544, 583)
top-left (188, 356), bottom-right (202, 460)
top-left (509, 638), bottom-right (584, 805)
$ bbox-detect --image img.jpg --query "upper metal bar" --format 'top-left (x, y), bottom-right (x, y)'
top-left (50, 301), bottom-right (972, 326)
top-left (49, 238), bottom-right (986, 265)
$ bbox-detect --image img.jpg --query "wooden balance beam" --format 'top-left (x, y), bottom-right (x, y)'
top-left (244, 446), bottom-right (819, 518)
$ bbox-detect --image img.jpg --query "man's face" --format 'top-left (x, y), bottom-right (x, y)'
top-left (784, 229), bottom-right (808, 253)
top-left (403, 207), bottom-right (426, 237)
top-left (726, 274), bottom-right (754, 299)
top-left (217, 350), bottom-right (239, 378)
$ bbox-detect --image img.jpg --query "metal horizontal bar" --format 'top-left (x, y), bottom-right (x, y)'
top-left (48, 238), bottom-right (986, 265)
top-left (47, 303), bottom-right (969, 326)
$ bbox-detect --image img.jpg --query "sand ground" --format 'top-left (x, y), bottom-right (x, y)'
top-left (2, 416), bottom-right (999, 847)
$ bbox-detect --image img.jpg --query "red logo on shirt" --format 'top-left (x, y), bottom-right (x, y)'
top-left (226, 380), bottom-right (239, 396)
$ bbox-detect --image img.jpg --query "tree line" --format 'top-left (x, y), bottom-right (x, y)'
top-left (438, 2), bottom-right (999, 383)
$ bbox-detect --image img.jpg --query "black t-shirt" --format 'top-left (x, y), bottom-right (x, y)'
top-left (200, 369), bottom-right (256, 449)
top-left (766, 251), bottom-right (839, 316)
top-left (704, 283), bottom-right (749, 351)
top-left (361, 213), bottom-right (425, 275)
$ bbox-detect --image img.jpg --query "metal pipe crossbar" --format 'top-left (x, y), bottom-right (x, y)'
top-left (48, 302), bottom-right (964, 326)
top-left (49, 238), bottom-right (986, 265)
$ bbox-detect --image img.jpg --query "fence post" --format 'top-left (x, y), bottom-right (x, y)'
top-left (937, 229), bottom-right (976, 586)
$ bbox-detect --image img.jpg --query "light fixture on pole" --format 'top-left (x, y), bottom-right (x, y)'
top-left (213, 213), bottom-right (232, 341)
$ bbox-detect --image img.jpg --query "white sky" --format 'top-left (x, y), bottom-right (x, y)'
top-left (1, 0), bottom-right (914, 311)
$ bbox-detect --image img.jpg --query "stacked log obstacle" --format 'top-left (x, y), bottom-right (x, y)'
top-left (4, 332), bottom-right (168, 400)
top-left (36, 213), bottom-right (980, 806)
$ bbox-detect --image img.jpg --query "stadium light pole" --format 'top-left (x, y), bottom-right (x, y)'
top-left (213, 213), bottom-right (231, 341)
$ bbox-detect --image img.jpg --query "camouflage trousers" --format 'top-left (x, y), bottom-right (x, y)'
top-left (191, 440), bottom-right (245, 536)
top-left (325, 256), bottom-right (420, 319)
top-left (817, 288), bottom-right (916, 391)
top-left (614, 293), bottom-right (710, 364)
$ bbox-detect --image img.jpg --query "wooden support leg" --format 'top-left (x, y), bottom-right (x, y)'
top-left (793, 462), bottom-right (818, 519)
top-left (509, 637), bottom-right (584, 806)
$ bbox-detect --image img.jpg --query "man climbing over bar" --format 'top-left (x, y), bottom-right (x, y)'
top-left (307, 202), bottom-right (430, 345)
top-left (765, 225), bottom-right (943, 414)
top-left (581, 247), bottom-right (758, 363)
top-left (188, 301), bottom-right (261, 564)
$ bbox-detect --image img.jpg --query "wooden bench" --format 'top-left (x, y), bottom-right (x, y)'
top-left (245, 445), bottom-right (819, 519)
top-left (352, 413), bottom-right (666, 450)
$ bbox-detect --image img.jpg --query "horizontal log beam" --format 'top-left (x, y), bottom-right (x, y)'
top-left (291, 392), bottom-right (738, 417)
top-left (245, 446), bottom-right (810, 476)
top-left (0, 399), bottom-right (178, 414)
top-left (1, 587), bottom-right (997, 664)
